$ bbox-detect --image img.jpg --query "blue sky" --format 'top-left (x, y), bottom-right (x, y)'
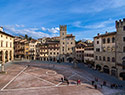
top-left (0, 0), bottom-right (125, 40)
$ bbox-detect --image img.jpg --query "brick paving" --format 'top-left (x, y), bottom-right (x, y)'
top-left (0, 61), bottom-right (124, 95)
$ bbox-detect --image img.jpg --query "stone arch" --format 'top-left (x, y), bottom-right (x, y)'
top-left (96, 64), bottom-right (102, 71)
top-left (103, 65), bottom-right (110, 74)
top-left (119, 72), bottom-right (125, 81)
top-left (5, 51), bottom-right (8, 62)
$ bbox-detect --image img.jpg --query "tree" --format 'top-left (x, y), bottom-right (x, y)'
top-left (28, 37), bottom-right (32, 41)
top-left (25, 34), bottom-right (28, 39)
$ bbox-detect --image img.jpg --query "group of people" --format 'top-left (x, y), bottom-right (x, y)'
top-left (91, 78), bottom-right (107, 89)
top-left (92, 77), bottom-right (123, 89)
top-left (61, 77), bottom-right (81, 85)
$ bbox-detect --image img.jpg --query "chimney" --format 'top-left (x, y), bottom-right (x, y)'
top-left (97, 33), bottom-right (100, 36)
top-left (0, 26), bottom-right (3, 32)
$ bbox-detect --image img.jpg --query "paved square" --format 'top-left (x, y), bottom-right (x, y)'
top-left (0, 61), bottom-right (124, 95)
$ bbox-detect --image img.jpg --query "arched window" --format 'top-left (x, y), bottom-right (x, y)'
top-left (112, 57), bottom-right (115, 62)
top-left (107, 38), bottom-right (110, 43)
top-left (103, 56), bottom-right (105, 61)
top-left (107, 57), bottom-right (110, 61)
top-left (123, 46), bottom-right (125, 52)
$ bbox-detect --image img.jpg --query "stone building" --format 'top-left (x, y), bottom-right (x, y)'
top-left (14, 37), bottom-right (29, 60)
top-left (0, 27), bottom-right (14, 72)
top-left (39, 43), bottom-right (48, 61)
top-left (29, 39), bottom-right (38, 60)
top-left (60, 25), bottom-right (75, 62)
top-left (94, 18), bottom-right (125, 80)
top-left (75, 41), bottom-right (87, 62)
top-left (48, 41), bottom-right (60, 62)
top-left (84, 43), bottom-right (94, 67)
top-left (115, 19), bottom-right (125, 80)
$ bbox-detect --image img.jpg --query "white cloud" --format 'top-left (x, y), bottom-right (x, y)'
top-left (15, 24), bottom-right (25, 28)
top-left (73, 21), bottom-right (83, 28)
top-left (41, 26), bottom-right (59, 33)
top-left (41, 27), bottom-right (46, 31)
top-left (4, 26), bottom-right (50, 38)
top-left (70, 0), bottom-right (125, 14)
top-left (48, 27), bottom-right (59, 33)
top-left (84, 19), bottom-right (114, 29)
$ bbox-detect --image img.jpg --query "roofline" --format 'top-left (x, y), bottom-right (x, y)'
top-left (0, 31), bottom-right (15, 38)
top-left (94, 32), bottom-right (116, 38)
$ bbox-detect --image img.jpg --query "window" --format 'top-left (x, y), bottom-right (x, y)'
top-left (123, 26), bottom-right (125, 31)
top-left (71, 42), bottom-right (73, 44)
top-left (107, 38), bottom-right (110, 43)
top-left (123, 46), bottom-right (125, 52)
top-left (112, 37), bottom-right (115, 43)
top-left (10, 42), bottom-right (12, 47)
top-left (6, 42), bottom-right (8, 47)
top-left (103, 56), bottom-right (105, 61)
top-left (103, 38), bottom-right (105, 44)
top-left (62, 47), bottom-right (64, 51)
top-left (112, 57), bottom-right (115, 62)
top-left (63, 42), bottom-right (64, 44)
top-left (96, 48), bottom-right (100, 52)
top-left (62, 33), bottom-right (64, 35)
top-left (1, 35), bottom-right (3, 37)
top-left (107, 57), bottom-right (110, 61)
top-left (97, 41), bottom-right (99, 44)
top-left (123, 37), bottom-right (125, 42)
top-left (1, 41), bottom-right (3, 47)
top-left (99, 56), bottom-right (101, 60)
top-left (95, 56), bottom-right (98, 60)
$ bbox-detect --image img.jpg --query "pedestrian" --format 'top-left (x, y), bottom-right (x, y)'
top-left (101, 84), bottom-right (103, 88)
top-left (92, 81), bottom-right (95, 85)
top-left (94, 85), bottom-right (97, 89)
top-left (103, 81), bottom-right (106, 86)
top-left (64, 76), bottom-right (68, 82)
top-left (95, 77), bottom-right (98, 82)
top-left (61, 77), bottom-right (64, 82)
top-left (67, 80), bottom-right (69, 85)
top-left (77, 79), bottom-right (81, 85)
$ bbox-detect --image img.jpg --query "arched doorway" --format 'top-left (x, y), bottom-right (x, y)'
top-left (0, 51), bottom-right (3, 62)
top-left (62, 57), bottom-right (64, 62)
top-left (120, 72), bottom-right (125, 81)
top-left (111, 67), bottom-right (117, 76)
top-left (10, 51), bottom-right (12, 60)
top-left (96, 64), bottom-right (101, 71)
top-left (67, 57), bottom-right (73, 63)
top-left (103, 65), bottom-right (110, 74)
top-left (5, 51), bottom-right (8, 62)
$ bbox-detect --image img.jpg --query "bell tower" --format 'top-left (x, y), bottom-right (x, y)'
top-left (115, 18), bottom-right (125, 80)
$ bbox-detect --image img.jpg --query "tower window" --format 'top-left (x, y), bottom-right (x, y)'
top-left (97, 41), bottom-right (99, 44)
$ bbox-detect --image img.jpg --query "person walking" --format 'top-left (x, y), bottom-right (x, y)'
top-left (77, 79), bottom-right (81, 85)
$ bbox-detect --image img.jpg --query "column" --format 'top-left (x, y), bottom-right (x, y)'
top-left (1, 50), bottom-right (5, 72)
top-left (11, 50), bottom-right (14, 61)
top-left (8, 51), bottom-right (10, 62)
